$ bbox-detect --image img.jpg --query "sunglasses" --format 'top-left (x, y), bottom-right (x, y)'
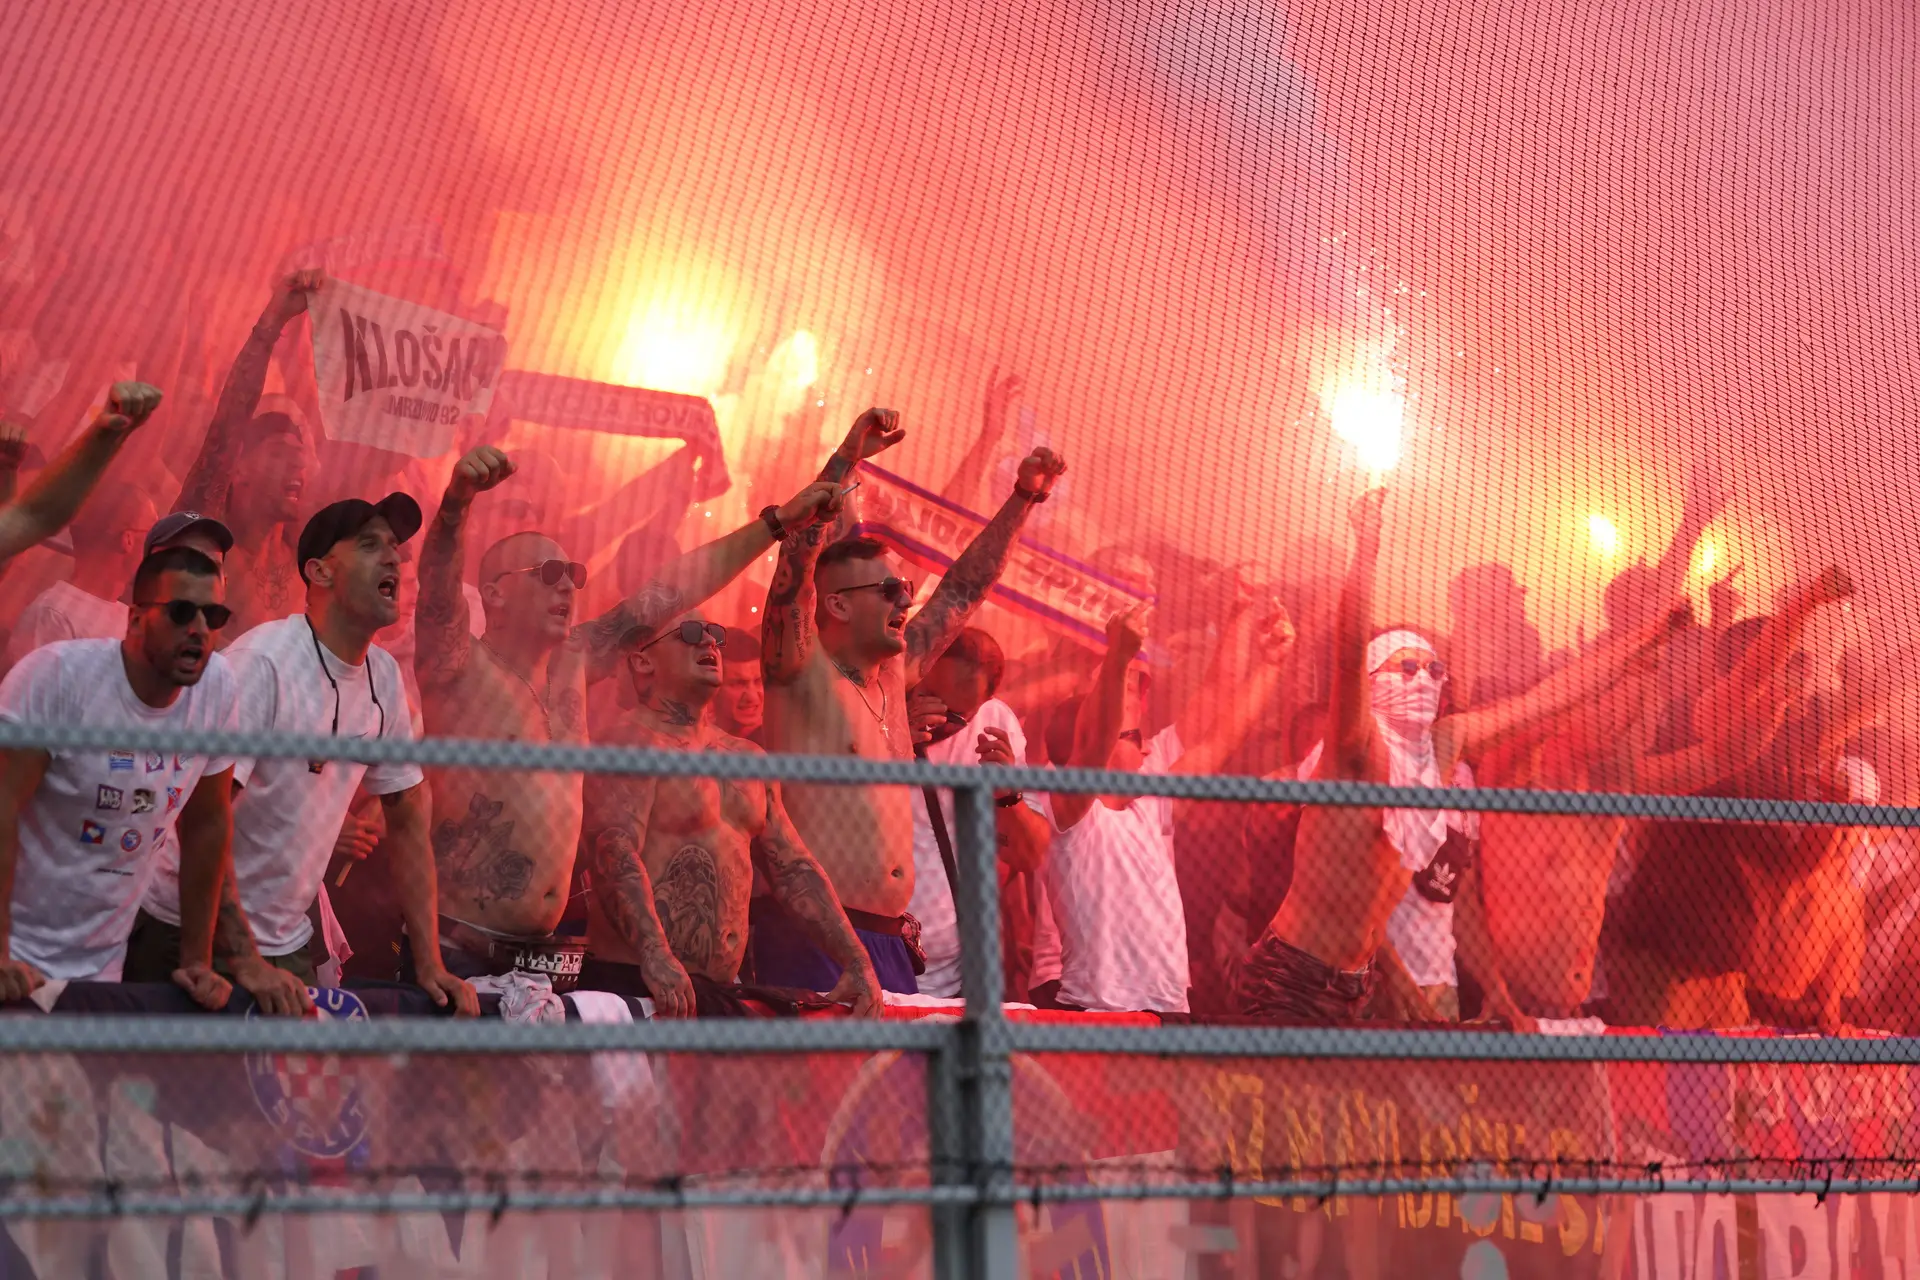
top-left (1378, 658), bottom-right (1449, 681)
top-left (136, 599), bottom-right (233, 630)
top-left (495, 559), bottom-right (587, 589)
top-left (835, 577), bottom-right (916, 608)
top-left (1118, 729), bottom-right (1145, 748)
top-left (638, 620), bottom-right (729, 652)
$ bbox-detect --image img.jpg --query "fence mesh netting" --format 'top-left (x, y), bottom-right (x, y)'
top-left (3, 0), bottom-right (1920, 1273)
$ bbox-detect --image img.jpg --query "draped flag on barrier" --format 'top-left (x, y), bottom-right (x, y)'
top-left (7, 995), bottom-right (1920, 1277)
top-left (307, 280), bottom-right (509, 458)
top-left (848, 463), bottom-right (1153, 647)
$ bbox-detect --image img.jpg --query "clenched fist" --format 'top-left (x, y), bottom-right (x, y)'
top-left (1014, 447), bottom-right (1067, 500)
top-left (94, 382), bottom-right (164, 439)
top-left (774, 480), bottom-right (846, 534)
top-left (272, 269), bottom-right (327, 324)
top-left (1107, 604), bottom-right (1153, 659)
top-left (444, 445), bottom-right (515, 509)
top-left (835, 408), bottom-right (906, 464)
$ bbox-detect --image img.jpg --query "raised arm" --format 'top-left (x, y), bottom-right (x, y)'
top-left (415, 446), bottom-right (508, 692)
top-left (940, 369), bottom-right (1023, 508)
top-left (1053, 606), bottom-right (1149, 831)
top-left (0, 382), bottom-right (162, 566)
top-left (577, 477), bottom-right (843, 684)
top-left (1644, 465), bottom-right (1726, 619)
top-left (763, 408), bottom-right (907, 683)
top-left (581, 775), bottom-right (695, 1017)
top-left (0, 748), bottom-right (50, 1002)
top-left (905, 447), bottom-right (1067, 684)
top-left (1322, 488), bottom-right (1386, 779)
top-left (752, 779), bottom-right (884, 1016)
top-left (1441, 601), bottom-right (1690, 766)
top-left (174, 271), bottom-right (322, 516)
top-left (555, 446), bottom-right (699, 574)
top-left (1174, 597), bottom-right (1298, 778)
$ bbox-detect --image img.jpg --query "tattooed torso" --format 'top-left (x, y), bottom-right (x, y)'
top-left (582, 723), bottom-right (763, 978)
top-left (422, 640), bottom-right (586, 937)
top-left (216, 530), bottom-right (302, 648)
top-left (761, 650), bottom-right (915, 917)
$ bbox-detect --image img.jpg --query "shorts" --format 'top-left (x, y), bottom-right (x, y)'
top-left (745, 898), bottom-right (918, 994)
top-left (121, 908), bottom-right (322, 986)
top-left (1234, 929), bottom-right (1375, 1024)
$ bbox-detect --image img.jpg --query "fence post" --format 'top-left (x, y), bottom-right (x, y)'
top-left (930, 780), bottom-right (1018, 1280)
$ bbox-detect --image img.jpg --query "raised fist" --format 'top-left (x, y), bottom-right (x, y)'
top-left (96, 381), bottom-right (163, 437)
top-left (1015, 447), bottom-right (1067, 499)
top-left (445, 445), bottom-right (515, 507)
top-left (836, 408), bottom-right (906, 462)
top-left (1256, 604), bottom-right (1298, 665)
top-left (1812, 565), bottom-right (1855, 605)
top-left (1108, 604), bottom-right (1153, 658)
top-left (775, 480), bottom-right (845, 533)
top-left (984, 369), bottom-right (1025, 428)
top-left (273, 269), bottom-right (327, 322)
top-left (0, 419), bottom-right (28, 473)
top-left (1348, 486), bottom-right (1386, 547)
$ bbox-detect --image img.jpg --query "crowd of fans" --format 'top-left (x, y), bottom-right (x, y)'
top-left (1, 267), bottom-right (1915, 1036)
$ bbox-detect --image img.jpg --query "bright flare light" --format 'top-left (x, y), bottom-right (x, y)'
top-left (1695, 538), bottom-right (1722, 577)
top-left (1323, 383), bottom-right (1406, 475)
top-left (770, 330), bottom-right (820, 390)
top-left (610, 298), bottom-right (734, 398)
top-left (1586, 514), bottom-right (1622, 558)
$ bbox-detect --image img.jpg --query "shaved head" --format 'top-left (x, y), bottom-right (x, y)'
top-left (479, 530), bottom-right (566, 584)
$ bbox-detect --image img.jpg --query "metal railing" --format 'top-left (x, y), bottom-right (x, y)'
top-left (0, 720), bottom-right (1913, 1279)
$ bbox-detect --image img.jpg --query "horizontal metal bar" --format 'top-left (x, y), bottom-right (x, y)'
top-left (6, 1174), bottom-right (1916, 1221)
top-left (1007, 1023), bottom-right (1920, 1063)
top-left (0, 1015), bottom-right (953, 1054)
top-left (0, 720), bottom-right (1911, 824)
top-left (0, 1184), bottom-right (979, 1221)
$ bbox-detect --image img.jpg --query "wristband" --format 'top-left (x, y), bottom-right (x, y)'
top-left (1014, 486), bottom-right (1048, 504)
top-left (760, 505), bottom-right (789, 540)
top-left (996, 791), bottom-right (1025, 808)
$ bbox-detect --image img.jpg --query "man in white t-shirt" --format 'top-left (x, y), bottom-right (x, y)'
top-left (1040, 597), bottom-right (1292, 1014)
top-left (906, 629), bottom-right (1048, 999)
top-left (128, 495), bottom-right (477, 1015)
top-left (0, 547), bottom-right (244, 1008)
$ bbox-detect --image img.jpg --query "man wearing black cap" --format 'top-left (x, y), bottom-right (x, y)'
top-left (145, 511), bottom-right (235, 564)
top-left (126, 493), bottom-right (477, 1014)
top-left (173, 272), bottom-right (323, 643)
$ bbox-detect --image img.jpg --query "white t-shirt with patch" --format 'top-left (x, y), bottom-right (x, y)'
top-left (906, 697), bottom-right (1046, 998)
top-left (142, 615), bottom-right (423, 957)
top-left (0, 639), bottom-right (238, 980)
top-left (1041, 725), bottom-right (1190, 1013)
top-left (5, 581), bottom-right (129, 667)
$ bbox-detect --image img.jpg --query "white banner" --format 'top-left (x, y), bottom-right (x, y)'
top-left (308, 280), bottom-right (507, 458)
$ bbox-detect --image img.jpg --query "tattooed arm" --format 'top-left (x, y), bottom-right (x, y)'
top-left (753, 781), bottom-right (884, 1016)
top-left (583, 777), bottom-right (697, 1017)
top-left (904, 447), bottom-right (1066, 684)
top-left (175, 769), bottom-right (311, 1015)
top-left (577, 478), bottom-right (845, 684)
top-left (417, 446), bottom-right (513, 693)
top-left (762, 409), bottom-right (908, 683)
top-left (174, 272), bottom-right (321, 516)
top-left (0, 383), bottom-right (161, 566)
top-left (384, 783), bottom-right (478, 1015)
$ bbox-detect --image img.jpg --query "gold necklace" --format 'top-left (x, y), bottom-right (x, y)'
top-left (833, 660), bottom-right (891, 740)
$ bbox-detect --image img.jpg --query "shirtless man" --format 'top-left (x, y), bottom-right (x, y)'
top-left (759, 408), bottom-right (1067, 992)
top-left (578, 609), bottom-right (882, 1017)
top-left (1237, 489), bottom-right (1687, 1024)
top-left (174, 272), bottom-right (323, 641)
top-left (410, 445), bottom-right (842, 983)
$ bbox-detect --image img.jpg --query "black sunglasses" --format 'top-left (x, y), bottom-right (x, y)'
top-left (1380, 658), bottom-right (1449, 681)
top-left (836, 577), bottom-right (916, 608)
top-left (638, 620), bottom-right (729, 652)
top-left (136, 599), bottom-right (233, 630)
top-left (1118, 729), bottom-right (1145, 748)
top-left (495, 559), bottom-right (586, 589)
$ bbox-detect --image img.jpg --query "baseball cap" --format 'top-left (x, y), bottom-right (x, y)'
top-left (145, 511), bottom-right (235, 557)
top-left (296, 493), bottom-right (424, 582)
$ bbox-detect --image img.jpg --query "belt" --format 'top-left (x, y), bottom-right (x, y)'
top-left (438, 915), bottom-right (586, 989)
top-left (842, 908), bottom-right (909, 937)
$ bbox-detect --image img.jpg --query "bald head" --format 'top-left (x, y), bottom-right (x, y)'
top-left (479, 529), bottom-right (580, 650)
top-left (72, 485), bottom-right (158, 558)
top-left (479, 530), bottom-right (566, 586)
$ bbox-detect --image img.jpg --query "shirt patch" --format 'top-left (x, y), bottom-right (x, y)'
top-left (165, 786), bottom-right (183, 813)
top-left (120, 829), bottom-right (143, 853)
top-left (108, 751), bottom-right (135, 772)
top-left (145, 752), bottom-right (166, 773)
top-left (131, 789), bottom-right (155, 814)
top-left (80, 820), bottom-right (106, 844)
top-left (96, 785), bottom-right (123, 811)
